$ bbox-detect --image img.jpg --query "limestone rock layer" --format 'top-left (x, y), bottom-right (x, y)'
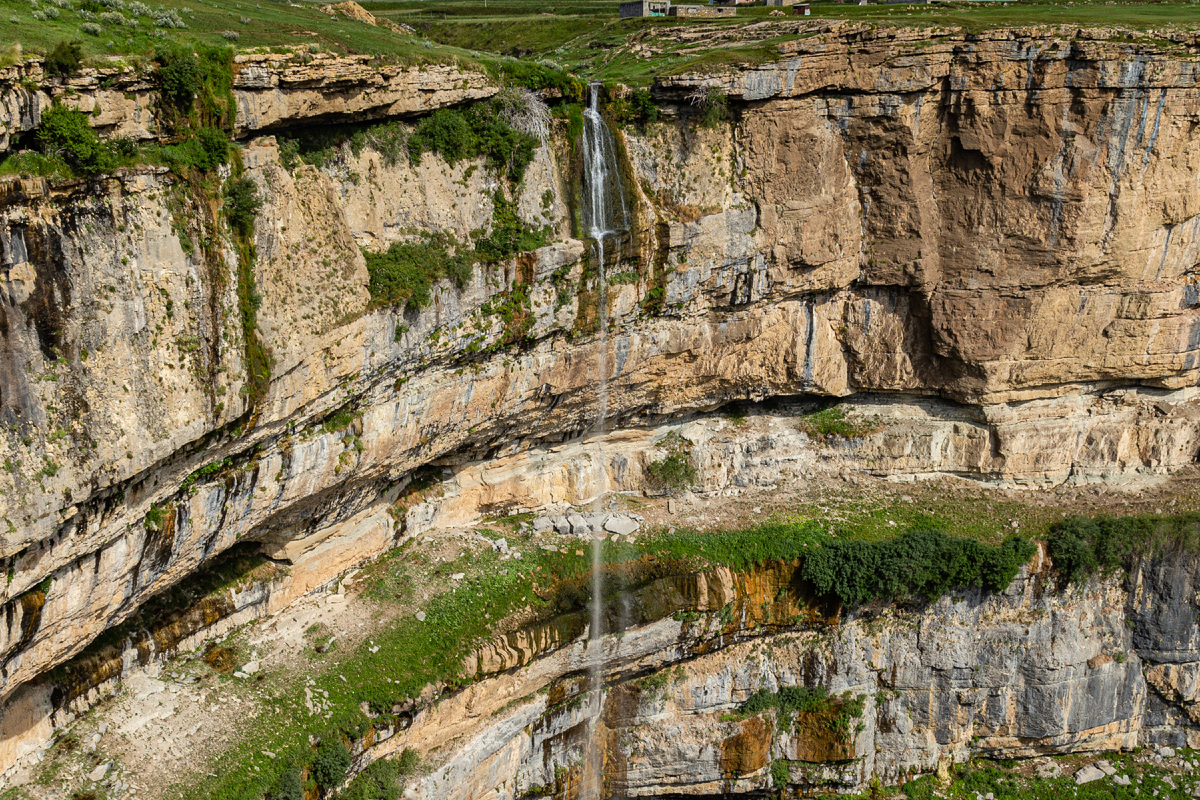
top-left (0, 26), bottom-right (1199, 777)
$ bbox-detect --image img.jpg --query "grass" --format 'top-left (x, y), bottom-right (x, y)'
top-left (0, 0), bottom-right (1192, 94)
top-left (76, 495), bottom-right (1195, 798)
top-left (768, 492), bottom-right (1059, 546)
top-left (362, 0), bottom-right (1200, 86)
top-left (798, 406), bottom-right (884, 440)
top-left (171, 507), bottom-right (1036, 799)
top-left (0, 0), bottom-right (486, 64)
top-left (899, 753), bottom-right (1197, 800)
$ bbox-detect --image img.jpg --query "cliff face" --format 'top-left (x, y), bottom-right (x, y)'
top-left (1, 26), bottom-right (1200, 782)
top-left (376, 547), bottom-right (1200, 799)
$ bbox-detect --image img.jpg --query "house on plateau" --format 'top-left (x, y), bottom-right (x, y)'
top-left (670, 3), bottom-right (735, 15)
top-left (619, 0), bottom-right (670, 16)
top-left (621, 0), bottom-right (735, 16)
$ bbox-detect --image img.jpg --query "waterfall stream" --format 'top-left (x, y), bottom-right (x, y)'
top-left (581, 82), bottom-right (629, 800)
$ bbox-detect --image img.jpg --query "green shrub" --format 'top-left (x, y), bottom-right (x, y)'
top-left (798, 406), bottom-right (882, 439)
top-left (408, 109), bottom-right (477, 166)
top-left (646, 431), bottom-right (698, 490)
top-left (193, 45), bottom-right (235, 130)
top-left (770, 759), bottom-right (789, 789)
top-left (144, 504), bottom-right (166, 532)
top-left (44, 41), bottom-right (84, 78)
top-left (364, 233), bottom-right (473, 309)
top-left (610, 88), bottom-right (659, 127)
top-left (155, 42), bottom-right (199, 111)
top-left (339, 755), bottom-right (408, 800)
top-left (37, 104), bottom-right (113, 176)
top-left (311, 736), bottom-right (351, 790)
top-left (396, 747), bottom-right (420, 777)
top-left (271, 769), bottom-right (304, 800)
top-left (1047, 512), bottom-right (1200, 586)
top-left (154, 43), bottom-right (234, 130)
top-left (407, 100), bottom-right (539, 183)
top-left (224, 175), bottom-right (262, 238)
top-left (474, 192), bottom-right (549, 264)
top-left (695, 87), bottom-right (730, 129)
top-left (800, 529), bottom-right (1036, 609)
top-left (194, 126), bottom-right (230, 171)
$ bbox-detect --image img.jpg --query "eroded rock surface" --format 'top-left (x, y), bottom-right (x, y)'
top-left (2, 26), bottom-right (1200, 787)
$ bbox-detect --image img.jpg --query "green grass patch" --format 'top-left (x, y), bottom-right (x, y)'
top-left (901, 753), bottom-right (1194, 800)
top-left (798, 406), bottom-right (883, 440)
top-left (365, 233), bottom-right (474, 310)
top-left (646, 430), bottom-right (698, 491)
top-left (176, 506), bottom-right (1200, 799)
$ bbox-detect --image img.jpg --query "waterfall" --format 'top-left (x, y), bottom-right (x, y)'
top-left (581, 81), bottom-right (628, 800)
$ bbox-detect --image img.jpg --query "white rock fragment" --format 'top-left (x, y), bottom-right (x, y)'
top-left (1074, 765), bottom-right (1105, 785)
top-left (88, 762), bottom-right (112, 782)
top-left (416, 611), bottom-right (426, 621)
top-left (604, 515), bottom-right (639, 535)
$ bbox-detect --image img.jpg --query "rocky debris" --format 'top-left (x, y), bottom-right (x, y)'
top-left (86, 761), bottom-right (110, 782)
top-left (604, 516), bottom-right (640, 536)
top-left (533, 512), bottom-right (643, 539)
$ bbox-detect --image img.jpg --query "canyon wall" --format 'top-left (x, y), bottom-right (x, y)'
top-left (366, 545), bottom-right (1200, 799)
top-left (1, 25), bottom-right (1200, 782)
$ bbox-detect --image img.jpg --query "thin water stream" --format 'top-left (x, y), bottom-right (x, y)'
top-left (581, 82), bottom-right (629, 799)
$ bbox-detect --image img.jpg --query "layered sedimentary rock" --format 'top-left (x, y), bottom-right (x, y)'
top-left (1, 24), bottom-right (1200, 781)
top-left (353, 546), bottom-right (1200, 798)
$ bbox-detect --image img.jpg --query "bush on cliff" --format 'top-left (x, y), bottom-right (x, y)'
top-left (270, 769), bottom-right (304, 800)
top-left (406, 99), bottom-right (539, 182)
top-left (44, 40), bottom-right (84, 79)
top-left (154, 43), bottom-right (235, 131)
top-left (473, 191), bottom-right (550, 265)
top-left (646, 431), bottom-right (698, 491)
top-left (223, 175), bottom-right (262, 239)
top-left (338, 749), bottom-right (419, 800)
top-left (800, 529), bottom-right (1036, 609)
top-left (311, 736), bottom-right (351, 791)
top-left (36, 104), bottom-right (114, 176)
top-left (1048, 512), bottom-right (1200, 585)
top-left (364, 233), bottom-right (474, 310)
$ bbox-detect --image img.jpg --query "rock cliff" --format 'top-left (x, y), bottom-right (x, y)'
top-left (379, 545), bottom-right (1200, 799)
top-left (1, 24), bottom-right (1200, 790)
